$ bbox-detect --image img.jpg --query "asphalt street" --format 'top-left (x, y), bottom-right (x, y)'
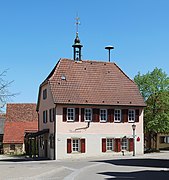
top-left (0, 152), bottom-right (169, 180)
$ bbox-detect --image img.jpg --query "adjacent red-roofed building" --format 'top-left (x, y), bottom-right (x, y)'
top-left (3, 103), bottom-right (38, 154)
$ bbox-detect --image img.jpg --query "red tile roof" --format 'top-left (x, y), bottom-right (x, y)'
top-left (39, 59), bottom-right (145, 107)
top-left (3, 121), bottom-right (38, 143)
top-left (3, 103), bottom-right (38, 144)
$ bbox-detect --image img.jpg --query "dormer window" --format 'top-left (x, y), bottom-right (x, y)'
top-left (43, 89), bottom-right (47, 100)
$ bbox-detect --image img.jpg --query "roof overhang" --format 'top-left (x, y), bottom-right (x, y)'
top-left (25, 129), bottom-right (49, 138)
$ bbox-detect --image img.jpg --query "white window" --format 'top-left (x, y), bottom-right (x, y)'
top-left (100, 109), bottom-right (107, 122)
top-left (84, 108), bottom-right (92, 121)
top-left (72, 139), bottom-right (80, 152)
top-left (121, 138), bottom-right (128, 150)
top-left (107, 138), bottom-right (114, 151)
top-left (67, 108), bottom-right (75, 121)
top-left (128, 109), bottom-right (135, 122)
top-left (114, 109), bottom-right (121, 122)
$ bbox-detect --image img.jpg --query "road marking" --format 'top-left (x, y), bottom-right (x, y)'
top-left (63, 163), bottom-right (105, 180)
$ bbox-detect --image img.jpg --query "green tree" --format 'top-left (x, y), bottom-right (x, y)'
top-left (134, 68), bottom-right (169, 149)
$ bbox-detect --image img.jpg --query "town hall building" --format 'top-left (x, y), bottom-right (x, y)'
top-left (37, 29), bottom-right (145, 160)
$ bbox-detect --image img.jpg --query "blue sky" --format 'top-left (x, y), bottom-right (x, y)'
top-left (0, 0), bottom-right (169, 105)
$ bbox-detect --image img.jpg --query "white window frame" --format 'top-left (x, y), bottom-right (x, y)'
top-left (67, 108), bottom-right (75, 121)
top-left (100, 109), bottom-right (107, 122)
top-left (84, 108), bottom-right (92, 122)
top-left (114, 109), bottom-right (121, 122)
top-left (121, 138), bottom-right (128, 151)
top-left (128, 109), bottom-right (135, 122)
top-left (106, 138), bottom-right (114, 151)
top-left (72, 139), bottom-right (80, 152)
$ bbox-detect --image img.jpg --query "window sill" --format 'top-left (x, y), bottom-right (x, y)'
top-left (100, 121), bottom-right (107, 123)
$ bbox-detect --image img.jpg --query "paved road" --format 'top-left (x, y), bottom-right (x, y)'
top-left (0, 152), bottom-right (169, 180)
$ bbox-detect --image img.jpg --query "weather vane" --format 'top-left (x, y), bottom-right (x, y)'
top-left (75, 16), bottom-right (80, 33)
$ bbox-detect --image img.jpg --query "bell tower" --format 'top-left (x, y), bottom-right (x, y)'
top-left (72, 17), bottom-right (83, 61)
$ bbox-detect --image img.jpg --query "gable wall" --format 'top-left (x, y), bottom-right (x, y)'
top-left (38, 83), bottom-right (55, 159)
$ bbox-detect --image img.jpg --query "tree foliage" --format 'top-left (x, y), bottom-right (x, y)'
top-left (134, 68), bottom-right (169, 134)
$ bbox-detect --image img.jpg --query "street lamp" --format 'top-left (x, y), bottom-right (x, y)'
top-left (132, 124), bottom-right (136, 156)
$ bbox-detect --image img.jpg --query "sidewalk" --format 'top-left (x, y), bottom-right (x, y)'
top-left (1, 150), bottom-right (169, 162)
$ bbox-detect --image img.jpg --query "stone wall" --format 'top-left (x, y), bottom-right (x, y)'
top-left (3, 143), bottom-right (24, 155)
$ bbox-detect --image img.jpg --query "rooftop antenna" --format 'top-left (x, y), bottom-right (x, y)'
top-left (105, 45), bottom-right (114, 62)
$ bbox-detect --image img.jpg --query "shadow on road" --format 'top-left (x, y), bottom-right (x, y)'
top-left (0, 156), bottom-right (50, 162)
top-left (92, 158), bottom-right (169, 168)
top-left (98, 170), bottom-right (169, 180)
top-left (93, 158), bottom-right (169, 180)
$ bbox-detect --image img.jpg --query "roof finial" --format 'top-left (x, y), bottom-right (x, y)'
top-left (75, 15), bottom-right (80, 34)
top-left (72, 15), bottom-right (83, 61)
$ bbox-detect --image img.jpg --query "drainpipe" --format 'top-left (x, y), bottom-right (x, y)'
top-left (54, 104), bottom-right (57, 160)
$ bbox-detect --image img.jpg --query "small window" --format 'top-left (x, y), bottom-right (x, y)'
top-left (106, 138), bottom-right (114, 151)
top-left (49, 108), bottom-right (55, 122)
top-left (121, 138), bottom-right (128, 150)
top-left (43, 110), bottom-right (48, 123)
top-left (100, 109), bottom-right (107, 122)
top-left (164, 136), bottom-right (169, 143)
top-left (50, 134), bottom-right (54, 149)
top-left (67, 108), bottom-right (75, 121)
top-left (114, 109), bottom-right (121, 122)
top-left (43, 89), bottom-right (47, 100)
top-left (160, 136), bottom-right (169, 144)
top-left (53, 108), bottom-right (55, 122)
top-left (10, 144), bottom-right (15, 151)
top-left (72, 139), bottom-right (80, 152)
top-left (128, 109), bottom-right (135, 122)
top-left (39, 136), bottom-right (44, 149)
top-left (84, 108), bottom-right (92, 121)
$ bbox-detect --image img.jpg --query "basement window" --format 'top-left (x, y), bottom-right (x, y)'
top-left (10, 144), bottom-right (15, 151)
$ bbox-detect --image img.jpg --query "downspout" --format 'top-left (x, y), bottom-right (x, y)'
top-left (54, 104), bottom-right (57, 160)
top-left (75, 122), bottom-right (90, 131)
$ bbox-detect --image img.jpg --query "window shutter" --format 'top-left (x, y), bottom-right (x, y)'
top-left (81, 108), bottom-right (84, 122)
top-left (75, 108), bottom-right (79, 122)
top-left (122, 109), bottom-right (128, 123)
top-left (93, 108), bottom-right (99, 122)
top-left (129, 138), bottom-right (134, 152)
top-left (81, 139), bottom-right (85, 153)
top-left (135, 109), bottom-right (139, 122)
top-left (115, 138), bottom-right (121, 152)
top-left (67, 139), bottom-right (72, 153)
top-left (108, 109), bottom-right (114, 123)
top-left (63, 108), bottom-right (67, 122)
top-left (102, 138), bottom-right (106, 152)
